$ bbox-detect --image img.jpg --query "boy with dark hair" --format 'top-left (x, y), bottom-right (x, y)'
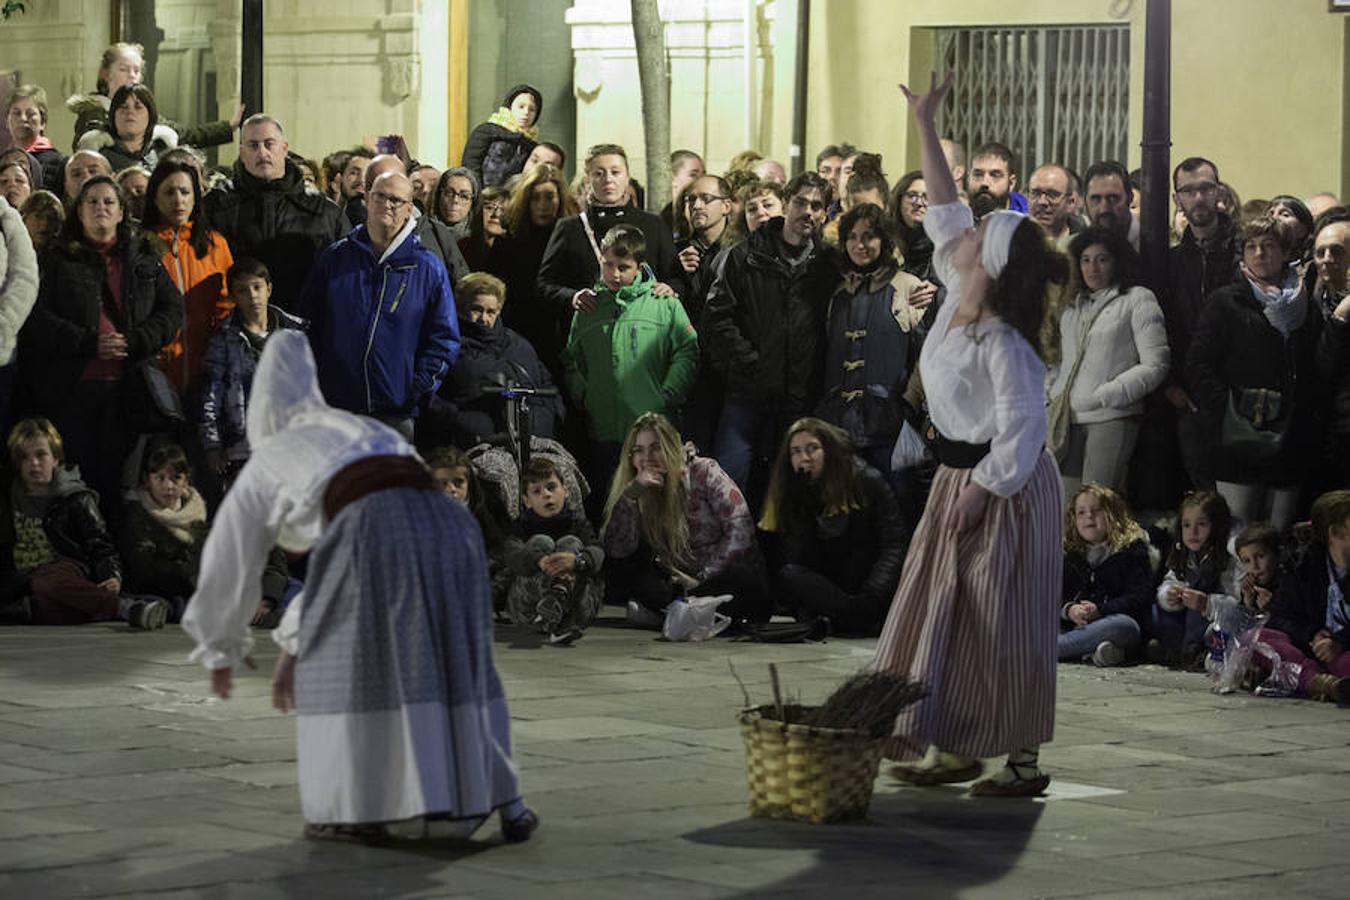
top-left (1258, 490), bottom-right (1350, 704)
top-left (503, 457), bottom-right (604, 646)
top-left (199, 257), bottom-right (304, 479)
top-left (563, 223), bottom-right (699, 495)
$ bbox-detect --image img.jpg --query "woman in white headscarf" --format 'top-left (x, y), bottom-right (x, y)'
top-left (182, 330), bottom-right (536, 844)
top-left (870, 72), bottom-right (1068, 798)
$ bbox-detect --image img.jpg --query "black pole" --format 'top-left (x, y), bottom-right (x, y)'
top-left (789, 0), bottom-right (811, 177)
top-left (1140, 0), bottom-right (1171, 293)
top-left (241, 0), bottom-right (264, 116)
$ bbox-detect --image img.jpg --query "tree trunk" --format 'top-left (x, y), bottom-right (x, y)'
top-left (629, 0), bottom-right (670, 213)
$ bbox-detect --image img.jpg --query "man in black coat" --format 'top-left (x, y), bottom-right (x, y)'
top-left (203, 115), bottom-right (349, 311)
top-left (702, 171), bottom-right (838, 505)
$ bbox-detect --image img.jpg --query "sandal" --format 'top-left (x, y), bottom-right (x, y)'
top-left (890, 760), bottom-right (984, 786)
top-left (303, 822), bottom-right (391, 845)
top-left (501, 808), bottom-right (540, 843)
top-left (968, 773), bottom-right (1051, 798)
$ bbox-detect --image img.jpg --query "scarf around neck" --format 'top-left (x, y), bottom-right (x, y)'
top-left (487, 107), bottom-right (539, 142)
top-left (1243, 261), bottom-right (1308, 337)
top-left (138, 486), bottom-right (207, 544)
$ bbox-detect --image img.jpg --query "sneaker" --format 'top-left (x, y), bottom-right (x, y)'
top-left (535, 591), bottom-right (565, 631)
top-left (625, 600), bottom-right (664, 629)
top-left (1091, 640), bottom-right (1125, 668)
top-left (126, 598), bottom-right (168, 631)
top-left (548, 627), bottom-right (584, 647)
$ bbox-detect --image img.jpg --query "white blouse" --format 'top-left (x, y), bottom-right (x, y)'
top-left (180, 332), bottom-right (416, 671)
top-left (917, 201), bottom-right (1048, 498)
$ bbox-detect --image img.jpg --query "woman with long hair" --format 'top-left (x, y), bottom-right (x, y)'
top-left (142, 159), bottom-right (235, 398)
top-left (499, 163), bottom-right (577, 374)
top-left (602, 412), bottom-right (766, 627)
top-left (870, 72), bottom-right (1067, 798)
top-left (18, 175), bottom-right (181, 511)
top-left (759, 417), bottom-right (906, 635)
top-left (458, 184), bottom-right (510, 275)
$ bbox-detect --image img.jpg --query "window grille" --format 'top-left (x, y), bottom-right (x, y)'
top-left (934, 25), bottom-right (1130, 179)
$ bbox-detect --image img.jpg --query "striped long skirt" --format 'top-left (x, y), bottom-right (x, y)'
top-left (293, 488), bottom-right (523, 825)
top-left (871, 451), bottom-right (1063, 761)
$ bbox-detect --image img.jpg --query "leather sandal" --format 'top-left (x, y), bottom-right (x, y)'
top-left (501, 808), bottom-right (539, 843)
top-left (968, 773), bottom-right (1051, 798)
top-left (890, 759), bottom-right (984, 786)
top-left (303, 822), bottom-right (391, 845)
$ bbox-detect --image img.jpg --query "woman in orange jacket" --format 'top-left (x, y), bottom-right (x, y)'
top-left (141, 159), bottom-right (233, 399)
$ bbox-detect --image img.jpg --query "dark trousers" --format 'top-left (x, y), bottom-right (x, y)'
top-left (775, 563), bottom-right (883, 636)
top-left (605, 543), bottom-right (770, 623)
top-left (49, 380), bottom-right (131, 519)
top-left (712, 398), bottom-right (786, 514)
top-left (29, 559), bottom-right (120, 625)
top-left (1151, 605), bottom-right (1209, 657)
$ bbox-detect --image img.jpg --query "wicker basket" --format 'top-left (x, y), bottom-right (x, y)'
top-left (738, 704), bottom-right (885, 823)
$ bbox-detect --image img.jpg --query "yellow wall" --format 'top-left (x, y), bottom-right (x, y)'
top-left (804, 0), bottom-right (1347, 201)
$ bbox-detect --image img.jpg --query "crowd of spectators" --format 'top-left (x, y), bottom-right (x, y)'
top-left (0, 42), bottom-right (1347, 703)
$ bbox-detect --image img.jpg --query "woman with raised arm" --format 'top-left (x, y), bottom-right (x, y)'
top-left (870, 72), bottom-right (1066, 798)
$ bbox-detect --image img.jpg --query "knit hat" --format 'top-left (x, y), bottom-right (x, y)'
top-left (502, 84), bottom-right (543, 121)
top-left (980, 209), bottom-right (1025, 279)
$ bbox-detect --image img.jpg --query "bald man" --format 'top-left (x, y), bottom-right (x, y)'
top-left (363, 153), bottom-right (469, 285)
top-left (1308, 192), bottom-right (1340, 222)
top-left (298, 170), bottom-right (459, 439)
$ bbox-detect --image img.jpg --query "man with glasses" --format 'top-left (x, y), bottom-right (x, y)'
top-left (1026, 164), bottom-right (1077, 249)
top-left (1162, 156), bottom-right (1241, 490)
top-left (299, 171), bottom-right (459, 440)
top-left (363, 153), bottom-right (469, 286)
top-left (704, 171), bottom-right (839, 507)
top-left (206, 114), bottom-right (349, 310)
top-left (677, 173), bottom-right (733, 453)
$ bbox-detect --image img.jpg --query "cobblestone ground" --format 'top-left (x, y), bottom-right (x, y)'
top-left (0, 613), bottom-right (1347, 899)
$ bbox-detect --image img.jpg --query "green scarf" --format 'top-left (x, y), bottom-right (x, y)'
top-left (487, 107), bottom-right (538, 141)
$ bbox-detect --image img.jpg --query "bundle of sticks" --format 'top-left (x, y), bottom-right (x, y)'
top-left (742, 663), bottom-right (926, 737)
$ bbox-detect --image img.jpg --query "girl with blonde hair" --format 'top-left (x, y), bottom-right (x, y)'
top-left (602, 412), bottom-right (766, 627)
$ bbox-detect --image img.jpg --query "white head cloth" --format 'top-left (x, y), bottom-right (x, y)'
top-left (980, 209), bottom-right (1026, 280)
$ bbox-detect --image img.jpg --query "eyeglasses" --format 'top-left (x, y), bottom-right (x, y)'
top-left (685, 193), bottom-right (726, 207)
top-left (446, 189), bottom-right (473, 203)
top-left (370, 191), bottom-right (410, 210)
top-left (903, 191), bottom-right (929, 205)
top-left (1027, 188), bottom-right (1065, 202)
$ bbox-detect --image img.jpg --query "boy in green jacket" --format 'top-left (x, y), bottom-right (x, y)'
top-left (564, 224), bottom-right (699, 495)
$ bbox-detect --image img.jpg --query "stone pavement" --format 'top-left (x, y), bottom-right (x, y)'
top-left (0, 615), bottom-right (1347, 899)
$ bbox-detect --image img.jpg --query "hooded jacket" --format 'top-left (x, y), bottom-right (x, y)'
top-left (427, 316), bottom-right (561, 447)
top-left (66, 91), bottom-right (233, 154)
top-left (299, 220), bottom-right (459, 419)
top-left (203, 158), bottom-right (349, 310)
top-left (0, 466), bottom-right (121, 606)
top-left (562, 272), bottom-right (699, 442)
top-left (702, 217), bottom-right (839, 412)
top-left (460, 85), bottom-right (542, 188)
top-left (147, 223), bottom-right (235, 397)
top-left (20, 231), bottom-right (183, 420)
top-left (77, 123), bottom-right (179, 173)
top-left (198, 305), bottom-right (306, 456)
top-left (0, 195), bottom-right (39, 367)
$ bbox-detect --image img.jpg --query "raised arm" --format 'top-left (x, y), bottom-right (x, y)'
top-left (900, 71), bottom-right (959, 208)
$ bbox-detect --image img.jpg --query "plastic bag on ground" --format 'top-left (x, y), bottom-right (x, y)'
top-left (662, 594), bottom-right (732, 642)
top-left (1211, 604), bottom-right (1267, 694)
top-left (1253, 641), bottom-right (1302, 698)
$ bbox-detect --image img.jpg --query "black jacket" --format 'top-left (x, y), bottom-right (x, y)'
top-left (1061, 540), bottom-right (1154, 629)
top-left (1185, 280), bottom-right (1344, 484)
top-left (1310, 270), bottom-right (1350, 440)
top-left (499, 225), bottom-right (565, 373)
top-left (460, 122), bottom-right (535, 188)
top-left (424, 318), bottom-right (562, 447)
top-left (20, 232), bottom-right (182, 420)
top-left (1267, 544), bottom-right (1346, 656)
top-left (0, 469), bottom-right (121, 606)
top-left (766, 459), bottom-right (906, 615)
top-left (1164, 218), bottom-right (1241, 386)
top-left (702, 218), bottom-right (839, 412)
top-left (536, 207), bottom-right (681, 312)
top-left (416, 213), bottom-right (470, 287)
top-left (678, 232), bottom-right (727, 327)
top-left (30, 146), bottom-right (67, 196)
top-left (203, 159), bottom-right (349, 309)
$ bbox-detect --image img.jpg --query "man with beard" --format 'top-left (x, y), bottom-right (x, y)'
top-left (703, 171), bottom-right (839, 507)
top-left (1306, 212), bottom-right (1350, 494)
top-left (1164, 156), bottom-right (1241, 489)
top-left (1083, 160), bottom-right (1136, 249)
top-left (1027, 164), bottom-right (1077, 249)
top-left (677, 173), bottom-right (732, 455)
top-left (757, 417), bottom-right (906, 636)
top-left (966, 141), bottom-right (1027, 218)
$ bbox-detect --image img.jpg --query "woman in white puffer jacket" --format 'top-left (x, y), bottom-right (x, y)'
top-left (0, 195), bottom-right (39, 428)
top-left (1047, 226), bottom-right (1169, 495)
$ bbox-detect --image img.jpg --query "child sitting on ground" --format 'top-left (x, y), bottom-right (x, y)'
top-left (119, 441), bottom-right (289, 625)
top-left (1058, 484), bottom-right (1154, 667)
top-left (1235, 522), bottom-right (1281, 613)
top-left (427, 445), bottom-right (510, 610)
top-left (563, 224), bottom-right (699, 499)
top-left (199, 257), bottom-right (304, 483)
top-left (1255, 490), bottom-right (1350, 704)
top-left (1153, 491), bottom-right (1238, 670)
top-left (503, 457), bottom-right (604, 646)
top-left (0, 419), bottom-right (166, 628)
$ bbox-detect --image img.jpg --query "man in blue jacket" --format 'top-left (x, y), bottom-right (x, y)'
top-left (299, 171), bottom-right (459, 439)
